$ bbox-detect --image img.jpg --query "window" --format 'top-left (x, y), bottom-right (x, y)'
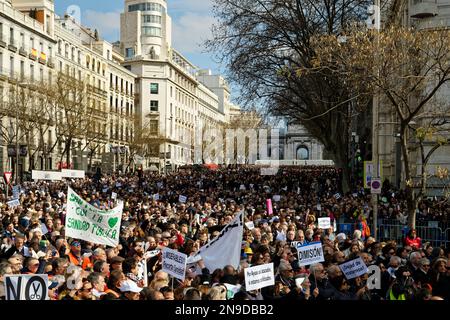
top-left (150, 83), bottom-right (159, 94)
top-left (20, 61), bottom-right (24, 79)
top-left (150, 100), bottom-right (159, 112)
top-left (150, 120), bottom-right (159, 135)
top-left (143, 15), bottom-right (162, 24)
top-left (107, 50), bottom-right (110, 60)
top-left (125, 48), bottom-right (134, 58)
top-left (142, 27), bottom-right (162, 37)
top-left (9, 56), bottom-right (14, 77)
top-left (30, 64), bottom-right (34, 81)
top-left (9, 28), bottom-right (14, 44)
top-left (20, 33), bottom-right (25, 48)
top-left (40, 68), bottom-right (43, 81)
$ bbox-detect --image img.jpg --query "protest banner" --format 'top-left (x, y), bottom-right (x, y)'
top-left (339, 257), bottom-right (368, 280)
top-left (162, 247), bottom-right (187, 281)
top-left (61, 169), bottom-right (85, 179)
top-left (7, 199), bottom-right (20, 208)
top-left (187, 211), bottom-right (244, 273)
top-left (179, 195), bottom-right (187, 203)
top-left (296, 242), bottom-right (325, 267)
top-left (244, 263), bottom-right (275, 291)
top-left (65, 187), bottom-right (123, 247)
top-left (5, 274), bottom-right (49, 300)
top-left (32, 170), bottom-right (62, 181)
top-left (318, 217), bottom-right (331, 229)
top-left (266, 199), bottom-right (273, 215)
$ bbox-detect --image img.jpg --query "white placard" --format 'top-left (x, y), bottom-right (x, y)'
top-left (4, 274), bottom-right (49, 300)
top-left (179, 195), bottom-right (187, 203)
top-left (318, 217), bottom-right (331, 229)
top-left (296, 242), bottom-right (325, 267)
top-left (245, 222), bottom-right (255, 230)
top-left (244, 263), bottom-right (275, 291)
top-left (111, 192), bottom-right (117, 200)
top-left (162, 247), bottom-right (187, 281)
top-left (32, 170), bottom-right (62, 181)
top-left (339, 257), bottom-right (368, 280)
top-left (61, 169), bottom-right (85, 179)
top-left (153, 194), bottom-right (160, 201)
top-left (272, 195), bottom-right (281, 202)
top-left (40, 223), bottom-right (49, 235)
top-left (240, 184), bottom-right (246, 190)
top-left (7, 199), bottom-right (20, 208)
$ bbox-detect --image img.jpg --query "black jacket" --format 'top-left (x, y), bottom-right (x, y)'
top-left (308, 275), bottom-right (337, 300)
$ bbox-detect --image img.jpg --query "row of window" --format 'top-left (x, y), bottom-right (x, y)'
top-left (109, 95), bottom-right (134, 116)
top-left (142, 15), bottom-right (162, 24)
top-left (110, 124), bottom-right (134, 142)
top-left (0, 22), bottom-right (53, 57)
top-left (129, 3), bottom-right (164, 13)
top-left (110, 73), bottom-right (134, 95)
top-left (142, 27), bottom-right (162, 37)
top-left (0, 52), bottom-right (52, 83)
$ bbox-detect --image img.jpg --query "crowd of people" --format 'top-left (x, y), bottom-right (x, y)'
top-left (0, 166), bottom-right (448, 301)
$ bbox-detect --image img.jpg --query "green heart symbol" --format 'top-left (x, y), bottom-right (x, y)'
top-left (108, 217), bottom-right (119, 228)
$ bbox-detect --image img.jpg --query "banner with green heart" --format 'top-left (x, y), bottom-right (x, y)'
top-left (65, 187), bottom-right (123, 247)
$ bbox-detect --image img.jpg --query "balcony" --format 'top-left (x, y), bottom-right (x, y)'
top-left (0, 39), bottom-right (6, 48)
top-left (410, 1), bottom-right (438, 19)
top-left (47, 59), bottom-right (55, 69)
top-left (19, 47), bottom-right (27, 57)
top-left (8, 41), bottom-right (18, 53)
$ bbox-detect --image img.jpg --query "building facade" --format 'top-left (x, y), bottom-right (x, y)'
top-left (0, 0), bottom-right (136, 180)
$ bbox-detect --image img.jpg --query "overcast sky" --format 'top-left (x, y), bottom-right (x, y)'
top-left (54, 0), bottom-right (223, 74)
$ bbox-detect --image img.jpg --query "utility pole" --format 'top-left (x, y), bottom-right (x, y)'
top-left (370, 0), bottom-right (381, 240)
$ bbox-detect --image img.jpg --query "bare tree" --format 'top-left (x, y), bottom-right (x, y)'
top-left (308, 26), bottom-right (450, 228)
top-left (206, 0), bottom-right (372, 191)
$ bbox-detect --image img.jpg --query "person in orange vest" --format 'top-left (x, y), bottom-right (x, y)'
top-left (68, 241), bottom-right (93, 270)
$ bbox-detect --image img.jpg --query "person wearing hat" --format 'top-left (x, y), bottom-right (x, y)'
top-left (119, 279), bottom-right (143, 300)
top-left (68, 241), bottom-right (92, 270)
top-left (110, 256), bottom-right (125, 271)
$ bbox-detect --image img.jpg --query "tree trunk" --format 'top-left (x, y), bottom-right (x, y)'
top-left (400, 124), bottom-right (417, 229)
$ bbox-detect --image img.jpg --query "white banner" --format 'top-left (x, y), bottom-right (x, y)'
top-left (61, 169), bottom-right (85, 179)
top-left (187, 211), bottom-right (244, 273)
top-left (65, 187), bottom-right (123, 247)
top-left (318, 217), bottom-right (331, 229)
top-left (7, 199), bottom-right (20, 208)
top-left (339, 257), bottom-right (368, 280)
top-left (162, 247), bottom-right (187, 281)
top-left (32, 170), bottom-right (62, 181)
top-left (4, 275), bottom-right (49, 300)
top-left (244, 263), bottom-right (275, 292)
top-left (297, 242), bottom-right (325, 267)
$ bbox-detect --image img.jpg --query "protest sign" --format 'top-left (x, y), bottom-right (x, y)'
top-left (245, 222), bottom-right (255, 230)
top-left (5, 274), bottom-right (49, 300)
top-left (296, 242), bottom-right (325, 267)
top-left (111, 192), bottom-right (117, 200)
top-left (61, 169), bottom-right (85, 179)
top-left (339, 257), bottom-right (368, 280)
top-left (245, 263), bottom-right (275, 291)
top-left (12, 186), bottom-right (20, 200)
top-left (318, 217), bottom-right (331, 229)
top-left (187, 211), bottom-right (244, 273)
top-left (266, 199), bottom-right (273, 215)
top-left (272, 195), bottom-right (281, 202)
top-left (239, 184), bottom-right (246, 190)
top-left (179, 195), bottom-right (187, 203)
top-left (153, 194), bottom-right (160, 201)
top-left (157, 182), bottom-right (163, 189)
top-left (162, 247), bottom-right (187, 281)
top-left (65, 187), bottom-right (123, 247)
top-left (40, 223), bottom-right (49, 235)
top-left (334, 193), bottom-right (341, 200)
top-left (32, 170), bottom-right (62, 181)
top-left (7, 199), bottom-right (20, 208)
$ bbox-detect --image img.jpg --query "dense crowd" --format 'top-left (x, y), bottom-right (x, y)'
top-left (0, 166), bottom-right (448, 301)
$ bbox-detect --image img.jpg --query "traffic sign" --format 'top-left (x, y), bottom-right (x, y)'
top-left (371, 178), bottom-right (382, 194)
top-left (3, 172), bottom-right (12, 185)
